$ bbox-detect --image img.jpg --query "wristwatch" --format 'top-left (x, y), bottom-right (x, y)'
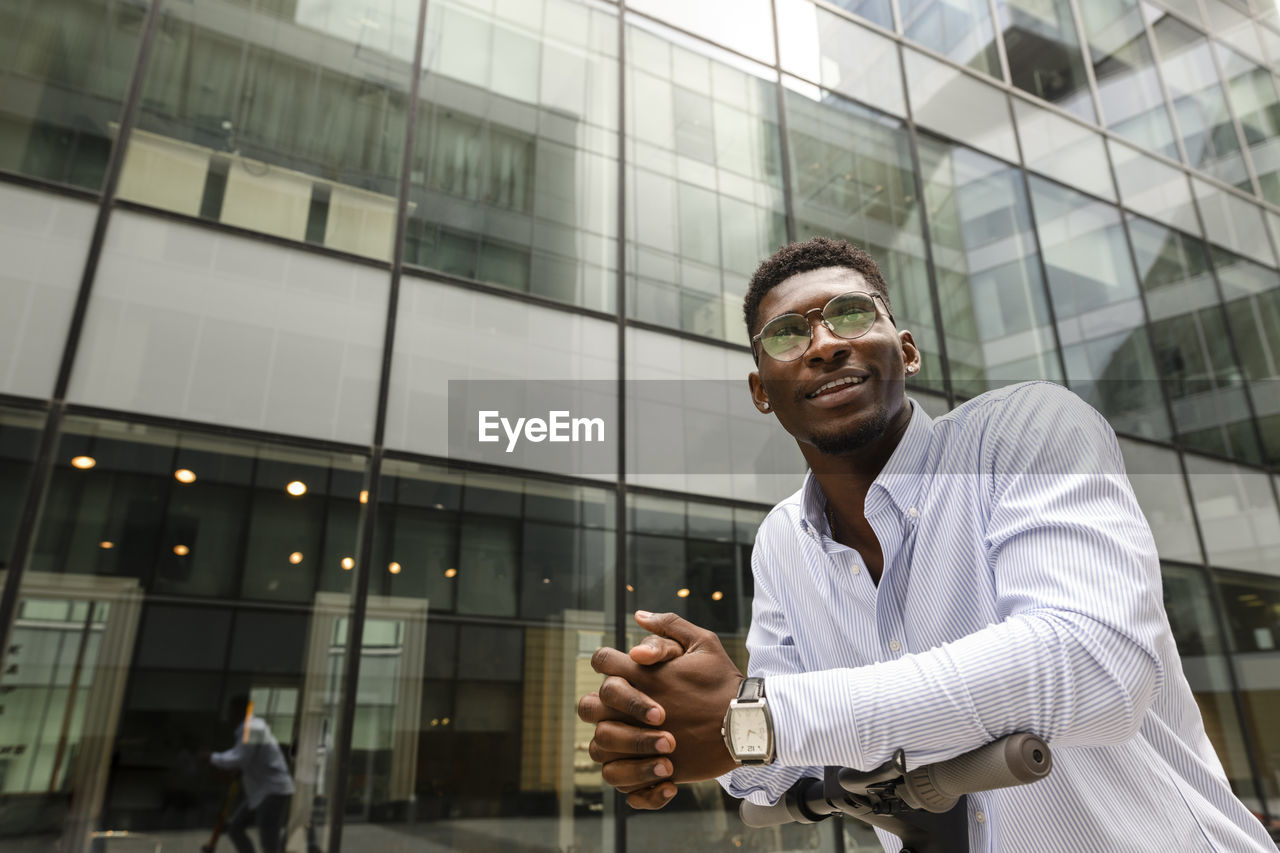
top-left (721, 676), bottom-right (775, 765)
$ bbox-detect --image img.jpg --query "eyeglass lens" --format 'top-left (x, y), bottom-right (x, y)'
top-left (758, 292), bottom-right (879, 361)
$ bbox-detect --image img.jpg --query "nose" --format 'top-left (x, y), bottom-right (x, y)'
top-left (804, 312), bottom-right (851, 363)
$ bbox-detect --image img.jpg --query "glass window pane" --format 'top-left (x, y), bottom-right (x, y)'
top-left (784, 85), bottom-right (943, 389)
top-left (904, 48), bottom-right (1019, 163)
top-left (405, 0), bottom-right (620, 311)
top-left (1192, 175), bottom-right (1277, 266)
top-left (776, 0), bottom-right (906, 117)
top-left (899, 0), bottom-right (1002, 77)
top-left (625, 0), bottom-right (776, 63)
top-left (345, 461), bottom-right (613, 850)
top-left (1028, 176), bottom-right (1171, 437)
top-left (0, 407), bottom-right (44, 569)
top-left (919, 135), bottom-right (1060, 398)
top-left (1078, 0), bottom-right (1180, 159)
top-left (827, 0), bottom-right (895, 31)
top-left (1202, 0), bottom-right (1266, 63)
top-left (65, 211), bottom-right (390, 445)
top-left (1013, 97), bottom-right (1116, 200)
top-left (117, 0), bottom-right (416, 260)
top-left (625, 23), bottom-right (787, 343)
top-left (0, 415), bottom-right (366, 847)
top-left (1129, 215), bottom-right (1261, 460)
top-left (1185, 453), bottom-right (1280, 575)
top-left (0, 0), bottom-right (143, 190)
top-left (1215, 42), bottom-right (1280, 207)
top-left (0, 184), bottom-right (95, 399)
top-left (1109, 138), bottom-right (1202, 233)
top-left (1152, 13), bottom-right (1250, 189)
top-left (1118, 438), bottom-right (1204, 563)
top-left (1215, 246), bottom-right (1280, 465)
top-left (1162, 564), bottom-right (1262, 815)
top-left (997, 0), bottom-right (1096, 120)
top-left (1215, 569), bottom-right (1280, 817)
top-left (385, 276), bottom-right (618, 464)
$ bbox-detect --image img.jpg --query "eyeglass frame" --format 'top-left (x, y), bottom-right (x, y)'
top-left (750, 291), bottom-right (896, 363)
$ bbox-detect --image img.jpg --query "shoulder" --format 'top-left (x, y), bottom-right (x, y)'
top-left (752, 482), bottom-right (806, 553)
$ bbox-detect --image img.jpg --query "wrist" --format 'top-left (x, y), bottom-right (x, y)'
top-left (721, 676), bottom-right (776, 765)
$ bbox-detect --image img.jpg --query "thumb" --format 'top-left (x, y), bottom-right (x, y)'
top-left (634, 611), bottom-right (719, 653)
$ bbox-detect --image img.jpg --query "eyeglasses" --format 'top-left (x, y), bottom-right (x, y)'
top-left (752, 291), bottom-right (894, 362)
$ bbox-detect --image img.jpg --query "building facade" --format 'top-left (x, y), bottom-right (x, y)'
top-left (0, 0), bottom-right (1278, 851)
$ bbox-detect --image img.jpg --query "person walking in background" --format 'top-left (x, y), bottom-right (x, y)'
top-left (211, 694), bottom-right (296, 853)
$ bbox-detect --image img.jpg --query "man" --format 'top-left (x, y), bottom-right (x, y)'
top-left (210, 695), bottom-right (296, 853)
top-left (577, 238), bottom-right (1274, 851)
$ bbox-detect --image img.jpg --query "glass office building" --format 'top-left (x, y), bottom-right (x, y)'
top-left (1, 0), bottom-right (1279, 850)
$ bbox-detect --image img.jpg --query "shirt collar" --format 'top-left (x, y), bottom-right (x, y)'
top-left (797, 398), bottom-right (935, 533)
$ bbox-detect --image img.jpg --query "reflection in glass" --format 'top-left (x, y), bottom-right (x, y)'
top-left (0, 0), bottom-right (143, 189)
top-left (1215, 247), bottom-right (1280, 465)
top-left (1078, 0), bottom-right (1180, 159)
top-left (784, 86), bottom-right (942, 388)
top-left (404, 0), bottom-right (620, 311)
top-left (1109, 138), bottom-right (1201, 233)
top-left (1028, 176), bottom-right (1169, 438)
top-left (1216, 42), bottom-right (1280, 207)
top-left (828, 0), bottom-right (895, 31)
top-left (1117, 438), bottom-right (1203, 563)
top-left (904, 49), bottom-right (1019, 163)
top-left (625, 22), bottom-right (786, 342)
top-left (775, 0), bottom-right (906, 118)
top-left (345, 460), bottom-right (614, 851)
top-left (1013, 97), bottom-right (1114, 200)
top-left (1151, 14), bottom-right (1249, 189)
top-left (1185, 453), bottom-right (1280, 576)
top-left (917, 135), bottom-right (1060, 397)
top-left (118, 0), bottom-right (416, 260)
top-left (1162, 564), bottom-right (1262, 814)
top-left (0, 414), bottom-right (366, 849)
top-left (626, 0), bottom-right (777, 64)
top-left (899, 0), bottom-right (1001, 77)
top-left (1128, 215), bottom-right (1259, 460)
top-left (1215, 569), bottom-right (1280, 819)
top-left (996, 0), bottom-right (1095, 120)
top-left (0, 407), bottom-right (44, 569)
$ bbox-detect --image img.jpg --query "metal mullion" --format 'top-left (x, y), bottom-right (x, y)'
top-left (1206, 35), bottom-right (1269, 204)
top-left (770, 0), bottom-right (798, 244)
top-left (0, 0), bottom-right (165, 676)
top-left (1175, 449), bottom-right (1274, 825)
top-left (1011, 161), bottom-right (1073, 390)
top-left (326, 0), bottom-right (430, 846)
top-left (1065, 0), bottom-right (1109, 128)
top-left (614, 6), bottom-right (629, 853)
top-left (985, 0), bottom-right (1013, 86)
top-left (1143, 0), bottom-right (1196, 169)
top-left (897, 41), bottom-right (957, 408)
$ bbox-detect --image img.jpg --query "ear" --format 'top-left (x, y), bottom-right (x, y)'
top-left (747, 371), bottom-right (772, 414)
top-left (899, 330), bottom-right (921, 376)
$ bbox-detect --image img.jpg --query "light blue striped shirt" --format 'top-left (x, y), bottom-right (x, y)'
top-left (722, 382), bottom-right (1273, 852)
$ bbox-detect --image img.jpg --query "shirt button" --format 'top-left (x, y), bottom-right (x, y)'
top-left (907, 507), bottom-right (919, 519)
top-left (889, 640), bottom-right (901, 652)
top-left (851, 565), bottom-right (860, 575)
top-left (975, 811), bottom-right (985, 823)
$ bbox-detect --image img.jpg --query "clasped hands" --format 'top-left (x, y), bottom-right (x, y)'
top-left (576, 610), bottom-right (745, 809)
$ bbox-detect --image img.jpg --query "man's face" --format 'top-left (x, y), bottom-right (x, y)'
top-left (748, 267), bottom-right (920, 457)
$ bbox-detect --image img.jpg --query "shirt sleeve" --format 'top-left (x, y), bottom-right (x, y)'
top-left (719, 517), bottom-right (826, 805)
top-left (211, 724), bottom-right (247, 770)
top-left (762, 383), bottom-right (1167, 773)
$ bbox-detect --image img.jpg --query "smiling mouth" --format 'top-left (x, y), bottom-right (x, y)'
top-left (806, 375), bottom-right (867, 398)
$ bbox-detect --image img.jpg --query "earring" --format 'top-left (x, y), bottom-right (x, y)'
top-left (760, 402), bottom-right (772, 412)
top-left (905, 366), bottom-right (917, 376)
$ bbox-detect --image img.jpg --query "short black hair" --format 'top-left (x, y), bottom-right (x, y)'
top-left (743, 237), bottom-right (890, 341)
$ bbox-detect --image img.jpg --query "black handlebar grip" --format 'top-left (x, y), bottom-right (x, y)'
top-left (902, 733), bottom-right (1052, 813)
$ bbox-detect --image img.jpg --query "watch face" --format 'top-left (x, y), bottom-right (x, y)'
top-left (729, 706), bottom-right (768, 757)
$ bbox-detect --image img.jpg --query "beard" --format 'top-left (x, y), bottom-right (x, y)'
top-left (807, 402), bottom-right (892, 456)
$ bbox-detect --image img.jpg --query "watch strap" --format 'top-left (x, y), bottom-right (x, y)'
top-left (737, 676), bottom-right (765, 702)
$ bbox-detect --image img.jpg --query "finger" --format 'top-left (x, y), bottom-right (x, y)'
top-left (578, 691), bottom-right (616, 725)
top-left (591, 646), bottom-right (641, 680)
top-left (634, 610), bottom-right (721, 652)
top-left (598, 675), bottom-right (665, 725)
top-left (627, 783), bottom-right (678, 810)
top-left (588, 721), bottom-right (674, 760)
top-left (629, 634), bottom-right (685, 665)
top-left (601, 756), bottom-right (674, 790)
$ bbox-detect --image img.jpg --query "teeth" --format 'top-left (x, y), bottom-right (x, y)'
top-left (808, 375), bottom-right (866, 398)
